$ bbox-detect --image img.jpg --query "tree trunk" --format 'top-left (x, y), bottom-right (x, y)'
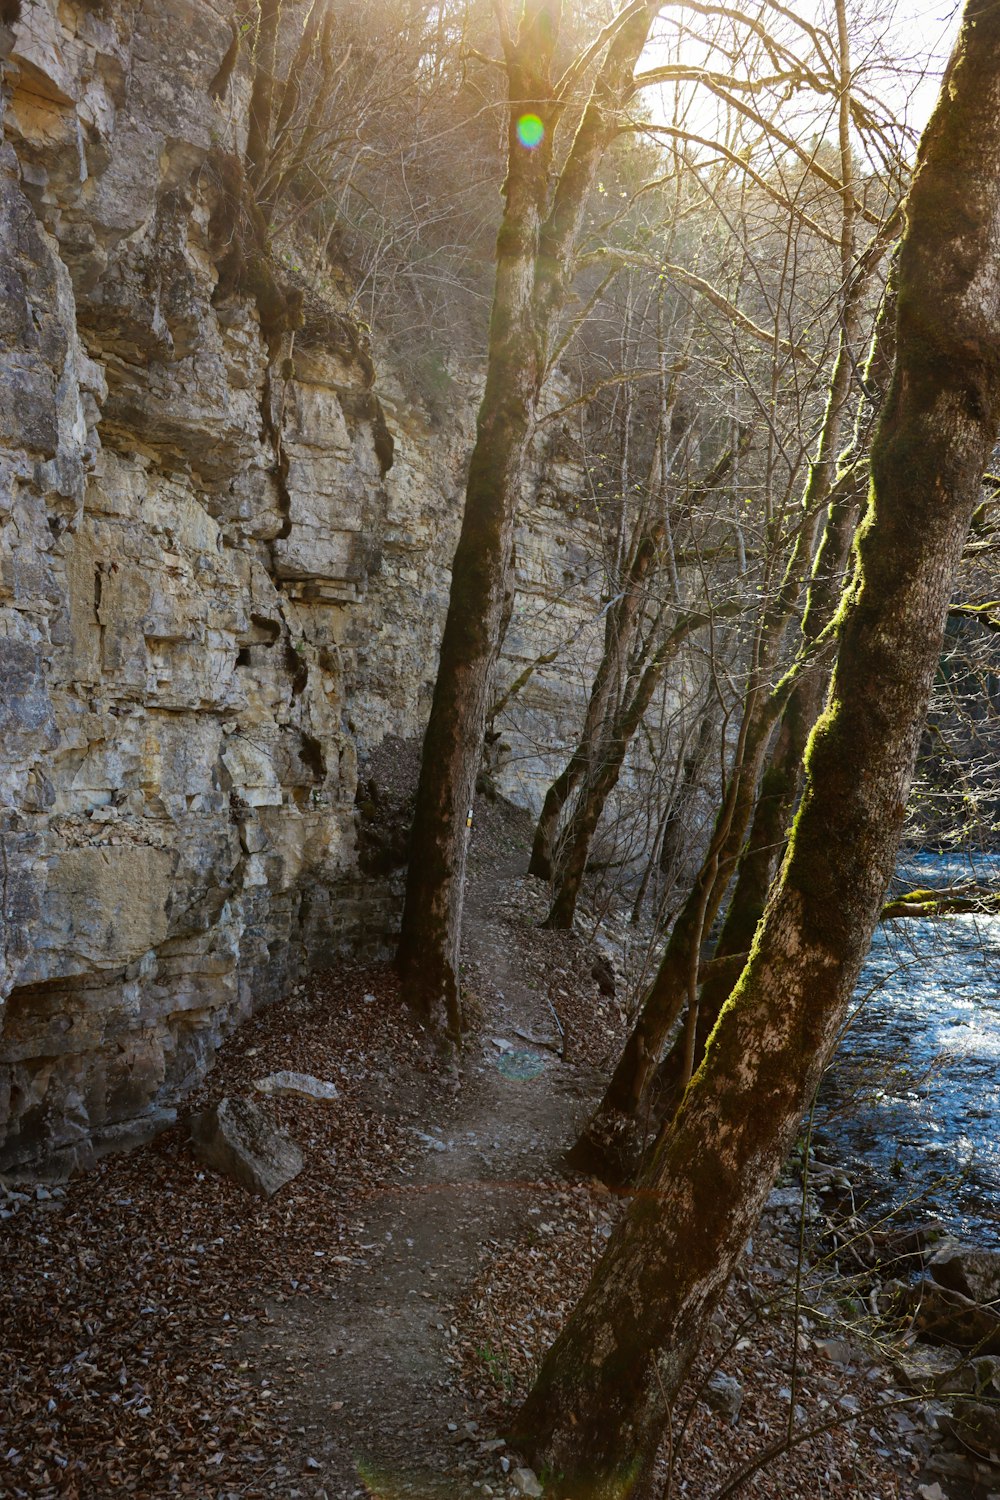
top-left (544, 601), bottom-right (742, 932)
top-left (396, 6), bottom-right (559, 1039)
top-left (511, 16), bottom-right (1000, 1492)
top-left (397, 0), bottom-right (658, 1040)
top-left (532, 437), bottom-right (745, 887)
top-left (245, 0), bottom-right (281, 199)
top-left (648, 272), bottom-right (900, 1122)
top-left (564, 118), bottom-right (877, 1164)
top-left (528, 603), bottom-right (637, 881)
top-left (563, 699), bottom-right (771, 1177)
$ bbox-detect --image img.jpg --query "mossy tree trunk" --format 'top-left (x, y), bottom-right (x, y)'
top-left (566, 404), bottom-right (850, 1179)
top-left (648, 282), bottom-right (899, 1126)
top-left (565, 10), bottom-right (879, 1172)
top-left (510, 13), bottom-right (1000, 1492)
top-left (397, 0), bottom-right (659, 1040)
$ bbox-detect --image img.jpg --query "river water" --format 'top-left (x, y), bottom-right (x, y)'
top-left (817, 850), bottom-right (1000, 1247)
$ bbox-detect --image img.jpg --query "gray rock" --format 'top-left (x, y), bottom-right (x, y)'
top-left (906, 1279), bottom-right (1000, 1355)
top-left (254, 1072), bottom-right (339, 1103)
top-left (930, 1244), bottom-right (1000, 1307)
top-left (703, 1370), bottom-right (744, 1424)
top-left (941, 1397), bottom-right (1000, 1459)
top-left (512, 1469), bottom-right (543, 1497)
top-left (813, 1336), bottom-right (855, 1367)
top-left (892, 1343), bottom-right (970, 1394)
top-left (189, 1096), bottom-right (303, 1197)
top-left (765, 1186), bottom-right (802, 1211)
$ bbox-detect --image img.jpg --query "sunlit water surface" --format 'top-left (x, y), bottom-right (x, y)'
top-left (818, 851), bottom-right (1000, 1246)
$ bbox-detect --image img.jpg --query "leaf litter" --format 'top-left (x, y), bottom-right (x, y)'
top-left (0, 797), bottom-right (962, 1498)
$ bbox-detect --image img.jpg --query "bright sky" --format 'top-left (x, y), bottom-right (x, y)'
top-left (873, 0), bottom-right (961, 132)
top-left (638, 0), bottom-right (962, 162)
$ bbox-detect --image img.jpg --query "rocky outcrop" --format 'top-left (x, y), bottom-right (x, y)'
top-left (0, 0), bottom-right (639, 1175)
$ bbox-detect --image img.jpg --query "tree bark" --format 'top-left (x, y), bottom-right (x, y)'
top-left (648, 278), bottom-right (900, 1124)
top-left (564, 73), bottom-right (882, 1166)
top-left (396, 1), bottom-right (560, 1040)
top-left (397, 1), bottom-right (658, 1040)
top-left (511, 14), bottom-right (1000, 1492)
top-left (563, 693), bottom-right (772, 1177)
top-left (544, 602), bottom-right (740, 930)
top-left (535, 438), bottom-right (748, 904)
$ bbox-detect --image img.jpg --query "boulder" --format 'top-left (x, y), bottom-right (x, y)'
top-left (703, 1370), bottom-right (744, 1424)
top-left (892, 1343), bottom-right (974, 1395)
top-left (930, 1244), bottom-right (1000, 1307)
top-left (871, 1222), bottom-right (955, 1278)
top-left (941, 1396), bottom-right (1000, 1459)
top-left (189, 1096), bottom-right (303, 1197)
top-left (254, 1071), bottom-right (339, 1103)
top-left (906, 1279), bottom-right (1000, 1355)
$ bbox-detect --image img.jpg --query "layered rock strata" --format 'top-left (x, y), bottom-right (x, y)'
top-left (0, 0), bottom-right (626, 1173)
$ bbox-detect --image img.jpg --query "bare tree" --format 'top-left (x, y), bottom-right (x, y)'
top-left (510, 11), bottom-right (1000, 1490)
top-left (396, 0), bottom-right (664, 1041)
top-left (565, 3), bottom-right (910, 1181)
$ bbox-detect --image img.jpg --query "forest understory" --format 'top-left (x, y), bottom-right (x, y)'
top-left (1, 798), bottom-right (994, 1500)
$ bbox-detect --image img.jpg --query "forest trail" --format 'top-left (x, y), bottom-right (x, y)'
top-left (241, 805), bottom-right (616, 1497)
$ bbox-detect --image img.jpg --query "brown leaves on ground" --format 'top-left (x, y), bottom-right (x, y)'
top-left (0, 965), bottom-right (426, 1499)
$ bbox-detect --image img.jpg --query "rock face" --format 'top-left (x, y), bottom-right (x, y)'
top-left (189, 1095), bottom-right (303, 1198)
top-left (0, 1), bottom-right (676, 1175)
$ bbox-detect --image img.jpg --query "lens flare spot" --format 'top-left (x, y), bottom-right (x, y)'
top-left (516, 113), bottom-right (544, 149)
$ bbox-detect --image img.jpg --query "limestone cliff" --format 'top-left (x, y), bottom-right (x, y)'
top-left (0, 0), bottom-right (611, 1173)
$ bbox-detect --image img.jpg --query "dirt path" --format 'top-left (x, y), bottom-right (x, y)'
top-left (242, 817), bottom-right (610, 1498)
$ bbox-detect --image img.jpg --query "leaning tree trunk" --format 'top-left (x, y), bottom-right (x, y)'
top-left (538, 439), bottom-right (748, 907)
top-left (565, 178), bottom-right (878, 1171)
top-left (649, 269), bottom-right (901, 1125)
top-left (563, 694), bottom-right (773, 1178)
top-left (543, 601), bottom-right (738, 931)
top-left (528, 587), bottom-right (641, 882)
top-left (528, 411), bottom-right (740, 883)
top-left (566, 478), bottom-right (836, 1177)
top-left (511, 15), bottom-right (1000, 1494)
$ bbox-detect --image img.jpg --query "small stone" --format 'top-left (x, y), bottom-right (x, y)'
top-left (813, 1337), bottom-right (854, 1367)
top-left (512, 1469), bottom-right (543, 1497)
top-left (765, 1187), bottom-right (802, 1212)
